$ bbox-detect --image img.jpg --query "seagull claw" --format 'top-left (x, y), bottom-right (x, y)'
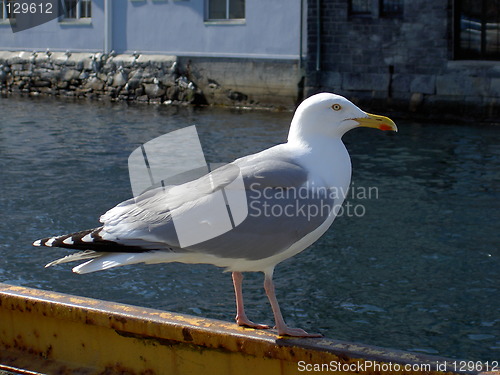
top-left (236, 316), bottom-right (270, 330)
top-left (277, 327), bottom-right (323, 338)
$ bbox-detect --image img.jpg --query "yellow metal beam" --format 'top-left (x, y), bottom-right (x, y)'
top-left (0, 283), bottom-right (481, 375)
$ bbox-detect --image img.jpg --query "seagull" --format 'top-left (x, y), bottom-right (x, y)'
top-left (33, 93), bottom-right (397, 337)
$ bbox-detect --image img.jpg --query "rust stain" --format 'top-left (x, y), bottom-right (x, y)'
top-left (181, 327), bottom-right (194, 342)
top-left (114, 329), bottom-right (183, 348)
top-left (100, 363), bottom-right (156, 375)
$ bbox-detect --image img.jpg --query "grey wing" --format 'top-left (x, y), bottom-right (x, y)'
top-left (99, 153), bottom-right (334, 261)
top-left (185, 158), bottom-right (334, 260)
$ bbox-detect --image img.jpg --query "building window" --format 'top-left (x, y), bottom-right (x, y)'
top-left (380, 0), bottom-right (403, 17)
top-left (349, 0), bottom-right (371, 16)
top-left (455, 0), bottom-right (500, 60)
top-left (207, 0), bottom-right (245, 21)
top-left (349, 0), bottom-right (403, 18)
top-left (63, 0), bottom-right (92, 20)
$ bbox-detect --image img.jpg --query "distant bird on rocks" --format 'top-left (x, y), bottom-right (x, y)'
top-left (34, 93), bottom-right (397, 337)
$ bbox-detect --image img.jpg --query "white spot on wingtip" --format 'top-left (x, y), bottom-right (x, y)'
top-left (46, 237), bottom-right (56, 247)
top-left (63, 237), bottom-right (74, 245)
top-left (33, 240), bottom-right (41, 246)
top-left (81, 234), bottom-right (93, 243)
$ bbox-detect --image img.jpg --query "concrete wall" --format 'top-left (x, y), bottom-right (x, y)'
top-left (306, 0), bottom-right (500, 120)
top-left (179, 56), bottom-right (303, 107)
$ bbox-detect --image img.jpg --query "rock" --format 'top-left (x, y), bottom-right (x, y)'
top-left (85, 76), bottom-right (104, 91)
top-left (160, 73), bottom-right (176, 86)
top-left (134, 86), bottom-right (144, 97)
top-left (11, 64), bottom-right (24, 71)
top-left (105, 87), bottom-right (118, 97)
top-left (57, 81), bottom-right (69, 89)
top-left (112, 67), bottom-right (127, 87)
top-left (103, 60), bottom-right (116, 73)
top-left (126, 69), bottom-right (143, 90)
top-left (227, 90), bottom-right (248, 101)
top-left (75, 87), bottom-right (92, 95)
top-left (166, 86), bottom-right (179, 100)
top-left (126, 78), bottom-right (141, 90)
top-left (105, 73), bottom-right (113, 86)
top-left (1, 52), bottom-right (208, 106)
top-left (32, 79), bottom-right (51, 87)
top-left (61, 69), bottom-right (81, 81)
top-left (144, 78), bottom-right (165, 98)
top-left (0, 66), bottom-right (7, 83)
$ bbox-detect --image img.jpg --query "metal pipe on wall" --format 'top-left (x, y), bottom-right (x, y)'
top-left (104, 0), bottom-right (112, 54)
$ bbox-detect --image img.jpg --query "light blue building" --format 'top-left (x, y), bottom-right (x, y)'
top-left (0, 0), bottom-right (306, 106)
top-left (0, 0), bottom-right (306, 60)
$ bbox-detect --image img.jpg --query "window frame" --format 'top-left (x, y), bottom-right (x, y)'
top-left (454, 0), bottom-right (500, 60)
top-left (349, 0), bottom-right (403, 19)
top-left (379, 0), bottom-right (403, 18)
top-left (349, 0), bottom-right (372, 17)
top-left (61, 0), bottom-right (92, 22)
top-left (205, 0), bottom-right (245, 24)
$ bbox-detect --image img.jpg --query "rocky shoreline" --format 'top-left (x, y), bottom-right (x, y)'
top-left (0, 51), bottom-right (207, 105)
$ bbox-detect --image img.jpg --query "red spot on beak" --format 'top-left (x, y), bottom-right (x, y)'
top-left (379, 124), bottom-right (393, 131)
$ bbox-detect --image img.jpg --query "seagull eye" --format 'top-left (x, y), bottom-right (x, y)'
top-left (331, 104), bottom-right (342, 111)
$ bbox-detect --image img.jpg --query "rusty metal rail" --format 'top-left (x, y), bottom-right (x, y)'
top-left (0, 283), bottom-right (483, 375)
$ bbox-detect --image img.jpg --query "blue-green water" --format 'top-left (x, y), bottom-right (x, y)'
top-left (0, 96), bottom-right (498, 361)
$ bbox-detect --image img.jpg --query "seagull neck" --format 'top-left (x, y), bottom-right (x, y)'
top-left (287, 134), bottom-right (343, 152)
top-left (286, 135), bottom-right (350, 189)
top-left (287, 120), bottom-right (345, 146)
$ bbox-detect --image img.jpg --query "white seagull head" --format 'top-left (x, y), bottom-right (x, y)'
top-left (288, 93), bottom-right (397, 144)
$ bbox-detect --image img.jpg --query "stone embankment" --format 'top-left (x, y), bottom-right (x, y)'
top-left (0, 51), bottom-right (206, 105)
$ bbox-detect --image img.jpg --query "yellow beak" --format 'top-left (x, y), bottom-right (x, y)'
top-left (354, 112), bottom-right (398, 132)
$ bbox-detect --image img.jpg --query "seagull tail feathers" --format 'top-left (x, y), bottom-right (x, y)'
top-left (72, 251), bottom-right (186, 274)
top-left (45, 250), bottom-right (101, 268)
top-left (33, 227), bottom-right (104, 250)
top-left (34, 228), bottom-right (182, 273)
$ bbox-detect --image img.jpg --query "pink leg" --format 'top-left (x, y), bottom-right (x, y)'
top-left (263, 270), bottom-right (322, 337)
top-left (232, 272), bottom-right (270, 329)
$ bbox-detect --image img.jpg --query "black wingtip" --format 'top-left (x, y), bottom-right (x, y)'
top-left (33, 228), bottom-right (99, 249)
top-left (33, 227), bottom-right (150, 253)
